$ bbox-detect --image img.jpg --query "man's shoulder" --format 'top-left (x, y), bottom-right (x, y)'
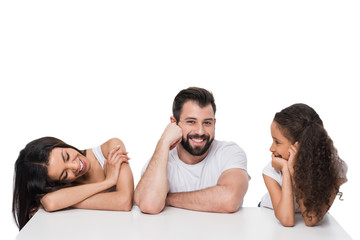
top-left (211, 140), bottom-right (245, 153)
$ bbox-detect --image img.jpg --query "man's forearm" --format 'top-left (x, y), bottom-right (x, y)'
top-left (134, 139), bottom-right (170, 214)
top-left (166, 185), bottom-right (242, 213)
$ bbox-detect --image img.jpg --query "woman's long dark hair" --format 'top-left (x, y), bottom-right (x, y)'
top-left (12, 137), bottom-right (84, 230)
top-left (274, 103), bottom-right (343, 221)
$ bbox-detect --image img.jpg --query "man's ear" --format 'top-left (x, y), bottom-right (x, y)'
top-left (170, 116), bottom-right (177, 123)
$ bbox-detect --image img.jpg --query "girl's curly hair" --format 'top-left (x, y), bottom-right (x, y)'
top-left (274, 103), bottom-right (343, 221)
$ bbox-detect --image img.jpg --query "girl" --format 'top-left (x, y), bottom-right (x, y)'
top-left (12, 137), bottom-right (134, 230)
top-left (260, 103), bottom-right (347, 227)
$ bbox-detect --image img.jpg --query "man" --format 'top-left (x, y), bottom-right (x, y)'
top-left (134, 87), bottom-right (249, 214)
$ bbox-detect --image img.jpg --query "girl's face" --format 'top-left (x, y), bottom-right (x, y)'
top-left (269, 121), bottom-right (292, 160)
top-left (47, 148), bottom-right (90, 184)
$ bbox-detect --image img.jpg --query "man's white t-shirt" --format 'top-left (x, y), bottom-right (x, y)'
top-left (141, 140), bottom-right (249, 193)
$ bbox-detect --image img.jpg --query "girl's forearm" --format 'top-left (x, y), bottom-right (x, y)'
top-left (274, 166), bottom-right (295, 227)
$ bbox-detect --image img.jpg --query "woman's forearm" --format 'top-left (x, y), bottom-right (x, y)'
top-left (40, 179), bottom-right (114, 212)
top-left (74, 163), bottom-right (134, 211)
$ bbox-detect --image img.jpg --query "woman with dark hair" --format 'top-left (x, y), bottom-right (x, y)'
top-left (260, 103), bottom-right (347, 227)
top-left (13, 137), bottom-right (134, 230)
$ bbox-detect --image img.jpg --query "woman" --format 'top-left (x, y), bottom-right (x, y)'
top-left (12, 137), bottom-right (134, 230)
top-left (260, 103), bottom-right (347, 227)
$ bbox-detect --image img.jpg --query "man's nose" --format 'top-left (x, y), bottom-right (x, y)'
top-left (194, 123), bottom-right (205, 135)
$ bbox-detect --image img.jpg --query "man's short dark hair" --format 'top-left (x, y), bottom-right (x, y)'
top-left (172, 87), bottom-right (216, 122)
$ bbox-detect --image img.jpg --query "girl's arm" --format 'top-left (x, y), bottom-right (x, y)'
top-left (263, 162), bottom-right (295, 227)
top-left (73, 138), bottom-right (134, 211)
top-left (297, 178), bottom-right (346, 227)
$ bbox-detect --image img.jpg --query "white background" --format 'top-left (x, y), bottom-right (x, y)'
top-left (1, 1), bottom-right (359, 239)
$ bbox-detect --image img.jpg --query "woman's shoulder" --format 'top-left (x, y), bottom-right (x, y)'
top-left (100, 138), bottom-right (126, 159)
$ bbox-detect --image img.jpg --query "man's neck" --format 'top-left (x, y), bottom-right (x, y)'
top-left (176, 144), bottom-right (210, 165)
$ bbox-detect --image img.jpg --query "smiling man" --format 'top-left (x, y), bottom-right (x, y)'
top-left (134, 87), bottom-right (249, 214)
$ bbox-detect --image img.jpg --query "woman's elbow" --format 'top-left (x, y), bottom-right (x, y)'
top-left (116, 191), bottom-right (134, 211)
top-left (40, 196), bottom-right (58, 212)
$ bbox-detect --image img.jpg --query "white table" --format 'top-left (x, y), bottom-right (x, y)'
top-left (17, 206), bottom-right (351, 240)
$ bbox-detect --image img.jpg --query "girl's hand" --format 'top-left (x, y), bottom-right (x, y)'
top-left (271, 153), bottom-right (288, 172)
top-left (287, 142), bottom-right (298, 175)
top-left (104, 145), bottom-right (130, 185)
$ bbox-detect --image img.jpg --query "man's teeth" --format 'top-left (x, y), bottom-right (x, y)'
top-left (192, 139), bottom-right (204, 143)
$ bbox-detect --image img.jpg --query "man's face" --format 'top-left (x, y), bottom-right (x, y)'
top-left (177, 100), bottom-right (216, 156)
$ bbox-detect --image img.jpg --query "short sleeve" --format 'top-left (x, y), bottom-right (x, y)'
top-left (220, 142), bottom-right (250, 179)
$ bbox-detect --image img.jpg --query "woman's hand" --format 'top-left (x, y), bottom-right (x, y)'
top-left (104, 145), bottom-right (130, 185)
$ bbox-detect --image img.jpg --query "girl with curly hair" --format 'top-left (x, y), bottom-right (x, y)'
top-left (260, 103), bottom-right (347, 227)
top-left (13, 137), bottom-right (134, 230)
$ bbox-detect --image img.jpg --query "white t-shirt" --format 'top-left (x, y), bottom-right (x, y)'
top-left (141, 140), bottom-right (249, 193)
top-left (260, 159), bottom-right (348, 211)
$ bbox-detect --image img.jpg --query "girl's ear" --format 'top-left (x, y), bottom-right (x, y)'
top-left (294, 141), bottom-right (299, 149)
top-left (170, 116), bottom-right (176, 123)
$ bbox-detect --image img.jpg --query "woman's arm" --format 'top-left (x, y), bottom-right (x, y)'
top-left (40, 179), bottom-right (117, 212)
top-left (73, 163), bottom-right (134, 211)
top-left (73, 138), bottom-right (134, 211)
top-left (40, 138), bottom-right (131, 212)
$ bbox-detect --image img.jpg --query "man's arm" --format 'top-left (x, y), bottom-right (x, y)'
top-left (134, 122), bottom-right (182, 214)
top-left (165, 168), bottom-right (248, 213)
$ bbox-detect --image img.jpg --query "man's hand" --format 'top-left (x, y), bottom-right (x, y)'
top-left (160, 122), bottom-right (183, 150)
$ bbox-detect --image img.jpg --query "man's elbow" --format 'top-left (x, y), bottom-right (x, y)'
top-left (136, 199), bottom-right (164, 214)
top-left (218, 194), bottom-right (242, 213)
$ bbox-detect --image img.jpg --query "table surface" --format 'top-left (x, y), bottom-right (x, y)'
top-left (17, 206), bottom-right (351, 240)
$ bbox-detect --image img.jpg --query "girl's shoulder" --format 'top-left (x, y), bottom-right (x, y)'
top-left (262, 162), bottom-right (282, 186)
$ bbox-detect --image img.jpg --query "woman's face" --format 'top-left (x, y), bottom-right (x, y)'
top-left (47, 148), bottom-right (90, 183)
top-left (269, 121), bottom-right (292, 160)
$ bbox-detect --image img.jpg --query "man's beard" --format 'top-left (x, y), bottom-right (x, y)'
top-left (180, 134), bottom-right (214, 156)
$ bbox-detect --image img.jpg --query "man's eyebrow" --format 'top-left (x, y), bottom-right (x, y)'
top-left (184, 117), bottom-right (197, 120)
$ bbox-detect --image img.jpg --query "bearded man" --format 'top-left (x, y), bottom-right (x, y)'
top-left (134, 87), bottom-right (250, 214)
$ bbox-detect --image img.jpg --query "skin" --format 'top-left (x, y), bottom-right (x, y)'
top-left (263, 121), bottom-right (343, 227)
top-left (40, 138), bottom-right (134, 212)
top-left (134, 100), bottom-right (248, 214)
